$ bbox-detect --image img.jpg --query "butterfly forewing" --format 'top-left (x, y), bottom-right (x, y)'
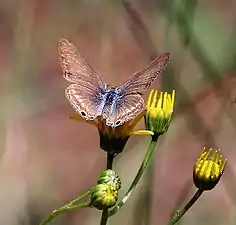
top-left (58, 39), bottom-right (106, 90)
top-left (121, 52), bottom-right (170, 94)
top-left (59, 39), bottom-right (107, 120)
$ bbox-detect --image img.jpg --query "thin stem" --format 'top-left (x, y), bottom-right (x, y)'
top-left (100, 152), bottom-right (115, 225)
top-left (39, 190), bottom-right (91, 225)
top-left (66, 190), bottom-right (92, 207)
top-left (39, 202), bottom-right (90, 225)
top-left (170, 189), bottom-right (204, 225)
top-left (106, 153), bottom-right (114, 169)
top-left (143, 149), bottom-right (156, 225)
top-left (108, 137), bottom-right (159, 217)
top-left (100, 209), bottom-right (108, 225)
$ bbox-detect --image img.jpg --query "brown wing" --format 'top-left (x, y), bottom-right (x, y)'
top-left (105, 94), bottom-right (145, 127)
top-left (58, 38), bottom-right (106, 90)
top-left (121, 53), bottom-right (170, 94)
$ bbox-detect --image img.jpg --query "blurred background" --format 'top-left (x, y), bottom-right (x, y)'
top-left (0, 0), bottom-right (236, 224)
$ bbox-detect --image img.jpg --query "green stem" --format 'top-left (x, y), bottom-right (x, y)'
top-left (39, 202), bottom-right (90, 225)
top-left (100, 152), bottom-right (115, 225)
top-left (39, 190), bottom-right (91, 225)
top-left (170, 189), bottom-right (204, 225)
top-left (143, 150), bottom-right (156, 225)
top-left (108, 136), bottom-right (159, 217)
top-left (66, 190), bottom-right (92, 207)
top-left (100, 209), bottom-right (108, 225)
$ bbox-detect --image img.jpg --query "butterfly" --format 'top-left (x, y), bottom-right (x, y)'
top-left (58, 39), bottom-right (170, 128)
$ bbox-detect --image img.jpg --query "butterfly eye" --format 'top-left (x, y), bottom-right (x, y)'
top-left (80, 110), bottom-right (87, 118)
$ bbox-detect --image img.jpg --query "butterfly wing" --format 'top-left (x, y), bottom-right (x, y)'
top-left (105, 93), bottom-right (145, 127)
top-left (65, 84), bottom-right (106, 120)
top-left (121, 52), bottom-right (170, 94)
top-left (58, 39), bottom-right (107, 119)
top-left (105, 53), bottom-right (170, 127)
top-left (58, 38), bottom-right (106, 90)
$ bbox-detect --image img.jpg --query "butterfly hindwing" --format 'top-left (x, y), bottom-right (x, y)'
top-left (65, 84), bottom-right (105, 120)
top-left (106, 93), bottom-right (145, 127)
top-left (121, 53), bottom-right (170, 95)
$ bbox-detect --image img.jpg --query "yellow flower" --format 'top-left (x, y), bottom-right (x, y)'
top-left (70, 111), bottom-right (153, 154)
top-left (145, 89), bottom-right (175, 137)
top-left (193, 147), bottom-right (227, 191)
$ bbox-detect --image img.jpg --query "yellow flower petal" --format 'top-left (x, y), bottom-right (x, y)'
top-left (130, 130), bottom-right (154, 135)
top-left (171, 90), bottom-right (176, 109)
top-left (147, 90), bottom-right (154, 108)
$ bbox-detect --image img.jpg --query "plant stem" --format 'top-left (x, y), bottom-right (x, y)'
top-left (170, 189), bottom-right (204, 225)
top-left (40, 202), bottom-right (90, 225)
top-left (143, 150), bottom-right (156, 225)
top-left (108, 136), bottom-right (158, 217)
top-left (106, 153), bottom-right (114, 169)
top-left (100, 152), bottom-right (115, 225)
top-left (67, 190), bottom-right (92, 206)
top-left (39, 190), bottom-right (91, 225)
top-left (100, 209), bottom-right (108, 225)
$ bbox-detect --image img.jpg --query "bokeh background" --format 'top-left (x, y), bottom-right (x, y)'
top-left (1, 0), bottom-right (236, 225)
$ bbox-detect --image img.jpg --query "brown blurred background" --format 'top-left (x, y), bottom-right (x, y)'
top-left (0, 0), bottom-right (236, 225)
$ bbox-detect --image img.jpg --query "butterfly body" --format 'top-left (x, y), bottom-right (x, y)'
top-left (103, 87), bottom-right (128, 126)
top-left (102, 87), bottom-right (121, 106)
top-left (59, 39), bottom-right (170, 128)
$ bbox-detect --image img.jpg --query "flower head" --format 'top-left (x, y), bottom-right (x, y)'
top-left (145, 90), bottom-right (175, 137)
top-left (193, 147), bottom-right (227, 191)
top-left (97, 169), bottom-right (121, 191)
top-left (90, 184), bottom-right (118, 210)
top-left (90, 169), bottom-right (121, 210)
top-left (70, 111), bottom-right (153, 154)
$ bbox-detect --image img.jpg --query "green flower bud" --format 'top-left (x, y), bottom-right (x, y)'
top-left (97, 169), bottom-right (121, 191)
top-left (90, 184), bottom-right (118, 210)
top-left (145, 90), bottom-right (175, 136)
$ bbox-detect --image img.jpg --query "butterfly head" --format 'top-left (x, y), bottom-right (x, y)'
top-left (106, 84), bottom-right (116, 89)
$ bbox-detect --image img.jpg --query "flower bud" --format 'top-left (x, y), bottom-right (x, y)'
top-left (193, 147), bottom-right (227, 191)
top-left (97, 169), bottom-right (121, 191)
top-left (90, 184), bottom-right (118, 210)
top-left (145, 90), bottom-right (175, 137)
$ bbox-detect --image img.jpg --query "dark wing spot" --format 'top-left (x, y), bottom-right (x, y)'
top-left (80, 110), bottom-right (87, 118)
top-left (115, 120), bottom-right (122, 126)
